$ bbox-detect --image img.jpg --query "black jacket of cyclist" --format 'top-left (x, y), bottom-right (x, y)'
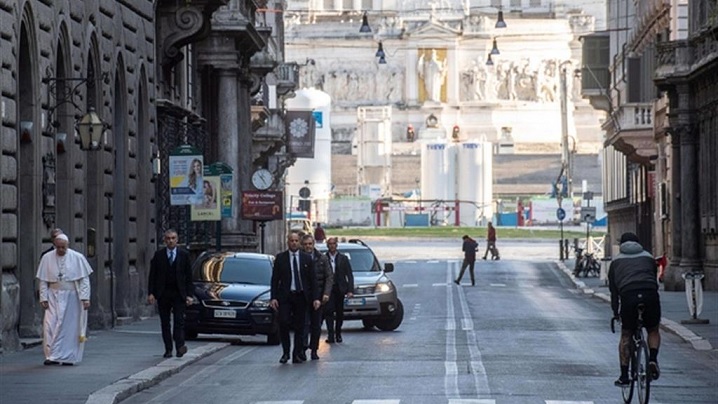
top-left (607, 232), bottom-right (661, 386)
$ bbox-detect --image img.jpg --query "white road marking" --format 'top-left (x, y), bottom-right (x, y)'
top-left (545, 401), bottom-right (594, 404)
top-left (434, 282), bottom-right (449, 286)
top-left (402, 284), bottom-right (419, 288)
top-left (404, 260), bottom-right (418, 263)
top-left (456, 289), bottom-right (490, 397)
top-left (255, 402), bottom-right (304, 404)
top-left (448, 400), bottom-right (496, 404)
top-left (445, 261), bottom-right (459, 398)
top-left (489, 283), bottom-right (506, 287)
top-left (352, 401), bottom-right (401, 404)
top-left (428, 260), bottom-right (439, 263)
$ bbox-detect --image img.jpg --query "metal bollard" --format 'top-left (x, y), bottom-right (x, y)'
top-left (559, 239), bottom-right (565, 261)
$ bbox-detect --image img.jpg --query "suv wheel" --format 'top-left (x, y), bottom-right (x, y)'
top-left (362, 319), bottom-right (376, 330)
top-left (374, 299), bottom-right (404, 331)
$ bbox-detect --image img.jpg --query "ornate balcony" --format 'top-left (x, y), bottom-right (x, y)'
top-left (605, 103), bottom-right (656, 163)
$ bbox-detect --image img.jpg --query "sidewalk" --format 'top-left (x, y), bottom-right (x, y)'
top-left (0, 316), bottom-right (230, 404)
top-left (556, 259), bottom-right (718, 351)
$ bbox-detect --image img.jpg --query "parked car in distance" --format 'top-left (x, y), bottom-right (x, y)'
top-left (185, 252), bottom-right (279, 345)
top-left (317, 239), bottom-right (403, 331)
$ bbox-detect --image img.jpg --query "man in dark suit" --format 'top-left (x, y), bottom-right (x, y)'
top-left (270, 232), bottom-right (320, 364)
top-left (324, 237), bottom-right (354, 343)
top-left (148, 229), bottom-right (194, 358)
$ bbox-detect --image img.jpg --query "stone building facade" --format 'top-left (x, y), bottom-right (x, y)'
top-left (0, 0), bottom-right (295, 353)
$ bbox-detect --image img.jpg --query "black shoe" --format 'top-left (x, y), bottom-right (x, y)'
top-left (61, 362), bottom-right (74, 366)
top-left (336, 335), bottom-right (343, 343)
top-left (176, 345), bottom-right (188, 358)
top-left (43, 360), bottom-right (59, 366)
top-left (614, 376), bottom-right (630, 387)
top-left (292, 355), bottom-right (304, 364)
top-left (298, 351), bottom-right (307, 361)
top-left (454, 280), bottom-right (460, 285)
top-left (163, 351), bottom-right (173, 358)
top-left (279, 354), bottom-right (289, 364)
top-left (482, 257), bottom-right (487, 260)
top-left (649, 361), bottom-right (660, 380)
top-left (311, 350), bottom-right (319, 360)
top-left (325, 337), bottom-right (335, 344)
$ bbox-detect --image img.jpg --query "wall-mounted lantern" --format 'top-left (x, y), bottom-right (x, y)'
top-left (76, 107), bottom-right (106, 151)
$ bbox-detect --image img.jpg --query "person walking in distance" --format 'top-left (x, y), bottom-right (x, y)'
top-left (148, 229), bottom-right (194, 358)
top-left (36, 234), bottom-right (93, 365)
top-left (324, 237), bottom-right (354, 343)
top-left (609, 232), bottom-right (662, 386)
top-left (314, 223), bottom-right (326, 244)
top-left (482, 221), bottom-right (500, 260)
top-left (270, 232), bottom-right (320, 364)
top-left (301, 234), bottom-right (333, 360)
top-left (455, 235), bottom-right (478, 286)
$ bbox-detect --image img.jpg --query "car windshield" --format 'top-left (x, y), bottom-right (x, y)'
top-left (194, 256), bottom-right (272, 285)
top-left (340, 249), bottom-right (378, 272)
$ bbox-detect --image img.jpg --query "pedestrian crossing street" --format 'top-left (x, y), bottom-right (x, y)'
top-left (253, 400), bottom-right (609, 404)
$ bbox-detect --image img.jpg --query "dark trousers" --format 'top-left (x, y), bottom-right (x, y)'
top-left (324, 288), bottom-right (346, 338)
top-left (158, 291), bottom-right (186, 352)
top-left (304, 304), bottom-right (323, 350)
top-left (457, 259), bottom-right (476, 285)
top-left (279, 292), bottom-right (306, 356)
top-left (483, 241), bottom-right (499, 258)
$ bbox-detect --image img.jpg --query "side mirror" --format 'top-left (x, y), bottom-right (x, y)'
top-left (384, 262), bottom-right (394, 273)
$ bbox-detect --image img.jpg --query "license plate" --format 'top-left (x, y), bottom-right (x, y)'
top-left (345, 298), bottom-right (365, 307)
top-left (214, 309), bottom-right (236, 319)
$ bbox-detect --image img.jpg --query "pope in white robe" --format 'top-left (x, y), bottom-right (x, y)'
top-left (36, 233), bottom-right (93, 365)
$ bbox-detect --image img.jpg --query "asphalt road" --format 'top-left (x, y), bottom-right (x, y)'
top-left (123, 240), bottom-right (718, 404)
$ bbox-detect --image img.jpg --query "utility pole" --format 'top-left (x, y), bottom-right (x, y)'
top-left (560, 66), bottom-right (572, 199)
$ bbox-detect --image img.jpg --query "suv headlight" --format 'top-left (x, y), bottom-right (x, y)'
top-left (375, 281), bottom-right (393, 293)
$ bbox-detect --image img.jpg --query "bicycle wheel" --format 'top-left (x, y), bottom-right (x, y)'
top-left (636, 337), bottom-right (651, 404)
top-left (622, 347), bottom-right (635, 403)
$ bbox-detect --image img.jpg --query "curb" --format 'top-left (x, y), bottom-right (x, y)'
top-left (554, 260), bottom-right (714, 351)
top-left (84, 342), bottom-right (230, 404)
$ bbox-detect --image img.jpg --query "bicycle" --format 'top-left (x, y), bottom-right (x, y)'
top-left (611, 303), bottom-right (652, 404)
top-left (573, 248), bottom-right (600, 277)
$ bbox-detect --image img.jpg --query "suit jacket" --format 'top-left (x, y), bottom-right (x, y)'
top-left (271, 250), bottom-right (319, 303)
top-left (148, 247), bottom-right (194, 301)
top-left (328, 251), bottom-right (354, 295)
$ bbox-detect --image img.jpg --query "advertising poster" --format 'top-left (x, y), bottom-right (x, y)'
top-left (220, 173), bottom-right (233, 218)
top-left (169, 145), bottom-right (204, 206)
top-left (191, 176), bottom-right (221, 221)
top-left (285, 110), bottom-right (316, 158)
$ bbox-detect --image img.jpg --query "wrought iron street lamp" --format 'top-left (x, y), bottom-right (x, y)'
top-left (76, 107), bottom-right (106, 151)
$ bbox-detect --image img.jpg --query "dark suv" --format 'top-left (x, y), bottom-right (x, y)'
top-left (318, 239), bottom-right (403, 331)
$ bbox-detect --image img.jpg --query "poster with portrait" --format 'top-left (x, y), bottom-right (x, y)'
top-left (191, 176), bottom-right (221, 221)
top-left (169, 145), bottom-right (204, 206)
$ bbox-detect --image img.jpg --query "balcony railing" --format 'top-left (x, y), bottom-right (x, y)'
top-left (615, 103), bottom-right (653, 131)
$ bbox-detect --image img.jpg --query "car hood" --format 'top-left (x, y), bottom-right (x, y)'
top-left (193, 282), bottom-right (270, 302)
top-left (352, 272), bottom-right (389, 286)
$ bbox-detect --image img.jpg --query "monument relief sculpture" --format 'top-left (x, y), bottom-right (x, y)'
top-left (417, 49), bottom-right (447, 103)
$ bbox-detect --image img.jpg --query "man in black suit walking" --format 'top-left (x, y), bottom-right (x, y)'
top-left (148, 229), bottom-right (194, 358)
top-left (270, 232), bottom-right (320, 364)
top-left (324, 237), bottom-right (354, 343)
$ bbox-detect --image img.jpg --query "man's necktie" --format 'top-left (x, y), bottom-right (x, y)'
top-left (293, 254), bottom-right (302, 291)
top-left (169, 250), bottom-right (175, 265)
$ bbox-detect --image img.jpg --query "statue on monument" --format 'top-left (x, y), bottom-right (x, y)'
top-left (417, 49), bottom-right (447, 103)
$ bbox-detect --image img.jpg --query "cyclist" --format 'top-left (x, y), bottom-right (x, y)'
top-left (608, 232), bottom-right (662, 386)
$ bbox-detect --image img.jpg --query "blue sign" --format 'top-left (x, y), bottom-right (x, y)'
top-left (313, 111), bottom-right (323, 128)
top-left (556, 207), bottom-right (566, 221)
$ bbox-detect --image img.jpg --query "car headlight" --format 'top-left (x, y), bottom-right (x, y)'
top-left (251, 292), bottom-right (271, 308)
top-left (189, 296), bottom-right (200, 305)
top-left (375, 281), bottom-right (393, 293)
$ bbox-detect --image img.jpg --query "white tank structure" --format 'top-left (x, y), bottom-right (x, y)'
top-left (457, 141), bottom-right (494, 226)
top-left (285, 88), bottom-right (332, 223)
top-left (420, 140), bottom-right (457, 225)
top-left (356, 106), bottom-right (392, 199)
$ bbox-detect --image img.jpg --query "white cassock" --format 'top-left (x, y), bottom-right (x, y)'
top-left (36, 248), bottom-right (93, 364)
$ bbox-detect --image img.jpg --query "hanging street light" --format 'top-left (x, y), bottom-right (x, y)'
top-left (491, 38), bottom-right (500, 55)
top-left (485, 53), bottom-right (494, 66)
top-left (76, 107), bottom-right (106, 150)
top-left (375, 41), bottom-right (385, 58)
top-left (359, 12), bottom-right (371, 33)
top-left (495, 8), bottom-right (507, 28)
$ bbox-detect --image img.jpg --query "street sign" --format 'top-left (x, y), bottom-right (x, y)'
top-left (299, 186), bottom-right (311, 199)
top-left (581, 206), bottom-right (596, 223)
top-left (241, 191), bottom-right (283, 221)
top-left (556, 207), bottom-right (566, 221)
